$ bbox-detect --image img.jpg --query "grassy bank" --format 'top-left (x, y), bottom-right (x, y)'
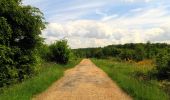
top-left (0, 58), bottom-right (81, 100)
top-left (92, 58), bottom-right (169, 100)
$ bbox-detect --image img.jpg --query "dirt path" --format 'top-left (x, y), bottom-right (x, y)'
top-left (33, 59), bottom-right (132, 100)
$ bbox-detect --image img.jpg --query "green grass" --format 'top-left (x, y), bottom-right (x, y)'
top-left (0, 58), bottom-right (81, 100)
top-left (92, 58), bottom-right (169, 100)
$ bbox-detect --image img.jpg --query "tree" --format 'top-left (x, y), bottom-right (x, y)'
top-left (119, 49), bottom-right (136, 61)
top-left (49, 40), bottom-right (70, 64)
top-left (155, 50), bottom-right (170, 80)
top-left (0, 0), bottom-right (45, 86)
top-left (134, 44), bottom-right (146, 61)
top-left (93, 48), bottom-right (104, 58)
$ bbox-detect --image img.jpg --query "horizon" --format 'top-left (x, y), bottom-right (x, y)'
top-left (23, 0), bottom-right (170, 49)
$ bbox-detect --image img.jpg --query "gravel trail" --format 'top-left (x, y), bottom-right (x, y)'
top-left (33, 59), bottom-right (132, 100)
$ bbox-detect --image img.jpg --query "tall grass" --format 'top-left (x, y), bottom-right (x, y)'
top-left (92, 58), bottom-right (169, 100)
top-left (0, 59), bottom-right (81, 100)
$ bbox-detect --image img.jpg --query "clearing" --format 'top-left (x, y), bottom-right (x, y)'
top-left (33, 59), bottom-right (132, 100)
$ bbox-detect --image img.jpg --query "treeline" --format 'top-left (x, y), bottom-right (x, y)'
top-left (0, 0), bottom-right (71, 88)
top-left (74, 42), bottom-right (170, 80)
top-left (74, 42), bottom-right (170, 60)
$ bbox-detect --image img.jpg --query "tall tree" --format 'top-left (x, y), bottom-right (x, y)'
top-left (0, 0), bottom-right (45, 86)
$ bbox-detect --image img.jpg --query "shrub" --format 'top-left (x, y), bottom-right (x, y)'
top-left (119, 49), bottom-right (136, 61)
top-left (155, 50), bottom-right (170, 80)
top-left (0, 0), bottom-right (45, 87)
top-left (93, 49), bottom-right (104, 58)
top-left (0, 45), bottom-right (17, 87)
top-left (37, 44), bottom-right (51, 61)
top-left (49, 40), bottom-right (70, 64)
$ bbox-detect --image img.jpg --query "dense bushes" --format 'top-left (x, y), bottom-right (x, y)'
top-left (119, 49), bottom-right (136, 61)
top-left (74, 43), bottom-right (170, 80)
top-left (49, 40), bottom-right (70, 64)
top-left (0, 0), bottom-right (45, 87)
top-left (74, 43), bottom-right (170, 62)
top-left (0, 0), bottom-right (72, 89)
top-left (37, 43), bottom-right (51, 61)
top-left (37, 40), bottom-right (71, 64)
top-left (155, 49), bottom-right (170, 80)
top-left (0, 46), bottom-right (17, 87)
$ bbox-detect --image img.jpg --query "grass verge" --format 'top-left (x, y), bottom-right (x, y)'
top-left (0, 58), bottom-right (81, 100)
top-left (92, 58), bottom-right (169, 100)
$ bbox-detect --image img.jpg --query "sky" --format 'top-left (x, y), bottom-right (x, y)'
top-left (23, 0), bottom-right (170, 48)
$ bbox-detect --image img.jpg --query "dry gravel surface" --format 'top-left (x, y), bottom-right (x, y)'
top-left (33, 59), bottom-right (132, 100)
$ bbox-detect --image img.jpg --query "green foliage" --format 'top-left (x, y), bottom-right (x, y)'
top-left (155, 49), bottom-right (170, 80)
top-left (74, 43), bottom-right (170, 62)
top-left (0, 59), bottom-right (82, 100)
top-left (37, 43), bottom-right (51, 61)
top-left (93, 48), bottom-right (104, 58)
top-left (0, 45), bottom-right (17, 87)
top-left (134, 44), bottom-right (146, 61)
top-left (49, 40), bottom-right (70, 64)
top-left (92, 58), bottom-right (169, 100)
top-left (0, 0), bottom-right (45, 87)
top-left (0, 17), bottom-right (12, 46)
top-left (119, 49), bottom-right (136, 61)
top-left (75, 43), bottom-right (170, 80)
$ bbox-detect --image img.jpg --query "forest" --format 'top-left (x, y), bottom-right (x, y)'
top-left (74, 42), bottom-right (170, 80)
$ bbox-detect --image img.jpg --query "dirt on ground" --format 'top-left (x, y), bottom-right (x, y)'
top-left (33, 59), bottom-right (132, 100)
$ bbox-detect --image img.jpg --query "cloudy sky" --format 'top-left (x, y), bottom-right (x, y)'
top-left (23, 0), bottom-right (170, 48)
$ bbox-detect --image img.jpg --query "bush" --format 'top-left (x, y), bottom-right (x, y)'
top-left (119, 49), bottom-right (136, 61)
top-left (0, 45), bottom-right (17, 87)
top-left (49, 40), bottom-right (70, 64)
top-left (155, 50), bottom-right (170, 80)
top-left (93, 49), bottom-right (104, 58)
top-left (37, 44), bottom-right (51, 61)
top-left (0, 0), bottom-right (45, 87)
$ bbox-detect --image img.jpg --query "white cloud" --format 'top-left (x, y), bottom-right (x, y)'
top-left (42, 5), bottom-right (170, 48)
top-left (43, 20), bottom-right (112, 39)
top-left (23, 0), bottom-right (170, 48)
top-left (42, 22), bottom-right (170, 48)
top-left (102, 14), bottom-right (118, 21)
top-left (130, 8), bottom-right (143, 12)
